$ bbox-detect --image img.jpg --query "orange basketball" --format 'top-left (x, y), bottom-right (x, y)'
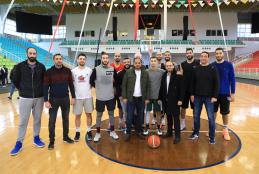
top-left (148, 135), bottom-right (160, 149)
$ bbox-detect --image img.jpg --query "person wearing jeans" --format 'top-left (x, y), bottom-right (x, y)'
top-left (44, 53), bottom-right (76, 150)
top-left (122, 54), bottom-right (150, 141)
top-left (189, 51), bottom-right (219, 144)
top-left (193, 96), bottom-right (215, 140)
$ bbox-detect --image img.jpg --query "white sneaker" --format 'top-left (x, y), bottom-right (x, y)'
top-left (157, 128), bottom-right (163, 136)
top-left (161, 117), bottom-right (166, 126)
top-left (152, 118), bottom-right (157, 125)
top-left (180, 123), bottom-right (186, 131)
top-left (143, 129), bottom-right (150, 135)
top-left (110, 131), bottom-right (119, 140)
top-left (94, 133), bottom-right (101, 142)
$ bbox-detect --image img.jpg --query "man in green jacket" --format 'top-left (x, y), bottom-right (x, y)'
top-left (122, 56), bottom-right (150, 141)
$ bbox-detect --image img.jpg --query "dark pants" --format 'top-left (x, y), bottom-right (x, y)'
top-left (166, 114), bottom-right (180, 138)
top-left (1, 75), bottom-right (5, 86)
top-left (193, 96), bottom-right (215, 139)
top-left (165, 101), bottom-right (180, 138)
top-left (48, 97), bottom-right (70, 143)
top-left (126, 97), bottom-right (144, 134)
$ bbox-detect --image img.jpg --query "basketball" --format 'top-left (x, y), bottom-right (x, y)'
top-left (148, 135), bottom-right (160, 149)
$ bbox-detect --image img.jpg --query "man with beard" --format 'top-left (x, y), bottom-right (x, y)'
top-left (122, 57), bottom-right (150, 141)
top-left (158, 61), bottom-right (184, 144)
top-left (180, 48), bottom-right (200, 130)
top-left (10, 47), bottom-right (46, 156)
top-left (156, 51), bottom-right (165, 70)
top-left (44, 54), bottom-right (76, 150)
top-left (72, 53), bottom-right (94, 142)
top-left (189, 51), bottom-right (219, 145)
top-left (111, 52), bottom-right (125, 130)
top-left (115, 57), bottom-right (132, 131)
top-left (164, 51), bottom-right (172, 62)
top-left (212, 48), bottom-right (235, 141)
top-left (90, 52), bottom-right (119, 142)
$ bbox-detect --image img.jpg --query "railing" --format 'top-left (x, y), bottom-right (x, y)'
top-left (235, 68), bottom-right (259, 80)
top-left (232, 52), bottom-right (254, 66)
top-left (0, 48), bottom-right (23, 63)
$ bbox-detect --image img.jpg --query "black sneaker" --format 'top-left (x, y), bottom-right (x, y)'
top-left (74, 132), bottom-right (80, 142)
top-left (209, 138), bottom-right (216, 145)
top-left (86, 131), bottom-right (92, 141)
top-left (63, 137), bottom-right (74, 144)
top-left (48, 142), bottom-right (54, 150)
top-left (8, 96), bottom-right (12, 100)
top-left (173, 137), bottom-right (181, 144)
top-left (188, 132), bottom-right (199, 140)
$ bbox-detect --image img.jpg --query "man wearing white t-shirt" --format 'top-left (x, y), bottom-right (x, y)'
top-left (72, 53), bottom-right (94, 141)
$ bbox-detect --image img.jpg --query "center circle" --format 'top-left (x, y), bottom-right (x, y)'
top-left (86, 116), bottom-right (241, 171)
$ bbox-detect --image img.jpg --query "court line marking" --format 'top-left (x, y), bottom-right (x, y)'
top-left (85, 128), bottom-right (242, 171)
top-left (4, 126), bottom-right (259, 134)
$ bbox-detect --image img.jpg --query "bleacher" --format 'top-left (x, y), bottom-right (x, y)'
top-left (60, 39), bottom-right (243, 46)
top-left (0, 55), bottom-right (16, 71)
top-left (235, 51), bottom-right (259, 80)
top-left (0, 36), bottom-right (74, 69)
top-left (200, 40), bottom-right (244, 45)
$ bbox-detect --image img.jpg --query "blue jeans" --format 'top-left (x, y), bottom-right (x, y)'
top-left (126, 97), bottom-right (144, 134)
top-left (9, 82), bottom-right (16, 96)
top-left (193, 96), bottom-right (215, 139)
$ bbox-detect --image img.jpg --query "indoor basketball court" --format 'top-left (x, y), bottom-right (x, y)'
top-left (0, 0), bottom-right (259, 174)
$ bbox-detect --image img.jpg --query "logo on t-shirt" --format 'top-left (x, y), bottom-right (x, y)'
top-left (106, 71), bottom-right (113, 76)
top-left (78, 75), bottom-right (86, 82)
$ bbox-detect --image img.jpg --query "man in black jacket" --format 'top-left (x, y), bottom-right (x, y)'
top-left (158, 61), bottom-right (184, 144)
top-left (115, 57), bottom-right (131, 130)
top-left (10, 47), bottom-right (46, 156)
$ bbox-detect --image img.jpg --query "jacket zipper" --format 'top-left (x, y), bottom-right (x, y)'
top-left (32, 69), bottom-right (34, 98)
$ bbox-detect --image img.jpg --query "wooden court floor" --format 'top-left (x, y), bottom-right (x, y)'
top-left (0, 82), bottom-right (259, 174)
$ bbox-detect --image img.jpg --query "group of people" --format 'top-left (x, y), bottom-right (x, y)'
top-left (0, 65), bottom-right (8, 87)
top-left (10, 46), bottom-right (235, 156)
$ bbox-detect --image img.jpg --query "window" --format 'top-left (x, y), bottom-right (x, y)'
top-left (41, 26), bottom-right (66, 39)
top-left (4, 19), bottom-right (24, 38)
top-left (177, 30), bottom-right (183, 36)
top-left (172, 30), bottom-right (177, 36)
top-left (238, 24), bottom-right (259, 37)
top-left (206, 29), bottom-right (227, 36)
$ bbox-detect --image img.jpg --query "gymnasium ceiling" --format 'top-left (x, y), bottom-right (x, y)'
top-left (0, 0), bottom-right (259, 15)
